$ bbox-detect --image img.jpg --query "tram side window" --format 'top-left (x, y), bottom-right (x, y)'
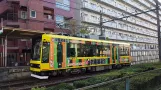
top-left (125, 47), bottom-right (129, 56)
top-left (67, 43), bottom-right (76, 57)
top-left (77, 43), bottom-right (83, 57)
top-left (85, 44), bottom-right (94, 57)
top-left (96, 45), bottom-right (101, 56)
top-left (77, 43), bottom-right (97, 57)
top-left (42, 42), bottom-right (50, 63)
top-left (77, 43), bottom-right (110, 57)
top-left (97, 45), bottom-right (110, 57)
top-left (119, 45), bottom-right (123, 56)
top-left (102, 45), bottom-right (110, 56)
top-left (119, 45), bottom-right (129, 56)
top-left (77, 44), bottom-right (88, 57)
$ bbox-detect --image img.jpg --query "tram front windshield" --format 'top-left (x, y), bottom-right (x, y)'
top-left (32, 39), bottom-right (41, 60)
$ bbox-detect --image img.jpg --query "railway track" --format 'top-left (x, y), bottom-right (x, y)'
top-left (0, 71), bottom-right (109, 90)
top-left (0, 78), bottom-right (41, 90)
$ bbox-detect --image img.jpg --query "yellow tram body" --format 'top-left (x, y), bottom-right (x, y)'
top-left (30, 34), bottom-right (131, 79)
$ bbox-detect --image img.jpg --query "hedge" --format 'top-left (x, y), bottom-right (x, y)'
top-left (92, 70), bottom-right (161, 90)
top-left (32, 62), bottom-right (161, 90)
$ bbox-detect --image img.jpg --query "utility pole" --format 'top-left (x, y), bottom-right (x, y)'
top-left (99, 10), bottom-right (103, 36)
top-left (155, 0), bottom-right (161, 61)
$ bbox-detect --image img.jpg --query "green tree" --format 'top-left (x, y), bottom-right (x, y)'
top-left (79, 28), bottom-right (90, 35)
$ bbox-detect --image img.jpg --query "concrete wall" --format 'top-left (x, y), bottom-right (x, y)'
top-left (0, 66), bottom-right (30, 82)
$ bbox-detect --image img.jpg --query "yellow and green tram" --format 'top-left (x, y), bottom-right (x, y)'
top-left (30, 34), bottom-right (131, 79)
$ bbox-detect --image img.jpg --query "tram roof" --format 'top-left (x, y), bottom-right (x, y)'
top-left (43, 34), bottom-right (131, 45)
top-left (0, 27), bottom-right (47, 39)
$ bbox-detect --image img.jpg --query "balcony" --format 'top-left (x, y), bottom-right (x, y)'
top-left (100, 0), bottom-right (115, 7)
top-left (106, 30), bottom-right (117, 39)
top-left (7, 13), bottom-right (18, 21)
top-left (81, 16), bottom-right (91, 23)
top-left (82, 2), bottom-right (90, 10)
top-left (4, 13), bottom-right (19, 27)
top-left (148, 0), bottom-right (155, 5)
top-left (139, 0), bottom-right (151, 8)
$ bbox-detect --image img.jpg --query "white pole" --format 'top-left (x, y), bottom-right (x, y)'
top-left (5, 36), bottom-right (7, 67)
top-left (0, 18), bottom-right (3, 34)
top-left (1, 38), bottom-right (4, 67)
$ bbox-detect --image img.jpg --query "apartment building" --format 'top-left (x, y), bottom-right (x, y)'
top-left (80, 0), bottom-right (159, 64)
top-left (0, 0), bottom-right (77, 67)
top-left (0, 0), bottom-right (76, 32)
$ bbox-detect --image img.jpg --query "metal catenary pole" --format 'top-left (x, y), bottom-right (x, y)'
top-left (99, 10), bottom-right (103, 36)
top-left (154, 0), bottom-right (161, 61)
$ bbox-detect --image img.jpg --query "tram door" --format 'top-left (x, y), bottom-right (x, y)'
top-left (112, 44), bottom-right (119, 64)
top-left (57, 42), bottom-right (63, 68)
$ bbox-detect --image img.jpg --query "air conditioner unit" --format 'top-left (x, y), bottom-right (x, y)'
top-left (47, 15), bottom-right (52, 20)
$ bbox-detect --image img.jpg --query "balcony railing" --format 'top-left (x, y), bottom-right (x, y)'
top-left (7, 13), bottom-right (18, 21)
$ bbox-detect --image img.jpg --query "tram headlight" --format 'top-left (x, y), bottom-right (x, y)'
top-left (38, 64), bottom-right (40, 68)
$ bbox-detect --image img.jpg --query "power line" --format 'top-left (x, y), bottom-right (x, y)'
top-left (98, 8), bottom-right (156, 36)
top-left (102, 8), bottom-right (156, 23)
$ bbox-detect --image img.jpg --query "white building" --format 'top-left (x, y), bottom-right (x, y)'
top-left (80, 0), bottom-right (159, 64)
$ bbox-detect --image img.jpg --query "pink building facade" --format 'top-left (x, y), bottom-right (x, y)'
top-left (0, 0), bottom-right (77, 67)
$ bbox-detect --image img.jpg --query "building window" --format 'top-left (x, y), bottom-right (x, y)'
top-left (56, 15), bottom-right (64, 24)
top-left (30, 10), bottom-right (36, 18)
top-left (44, 7), bottom-right (54, 20)
top-left (56, 15), bottom-right (64, 28)
top-left (55, 15), bottom-right (70, 29)
top-left (90, 3), bottom-right (96, 9)
top-left (56, 0), bottom-right (70, 11)
top-left (21, 11), bottom-right (27, 19)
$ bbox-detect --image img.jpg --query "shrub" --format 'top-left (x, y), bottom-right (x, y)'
top-left (94, 71), bottom-right (161, 90)
top-left (73, 80), bottom-right (90, 88)
top-left (47, 83), bottom-right (75, 90)
top-left (73, 71), bottom-right (122, 88)
top-left (31, 87), bottom-right (46, 90)
top-left (130, 71), bottom-right (161, 90)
